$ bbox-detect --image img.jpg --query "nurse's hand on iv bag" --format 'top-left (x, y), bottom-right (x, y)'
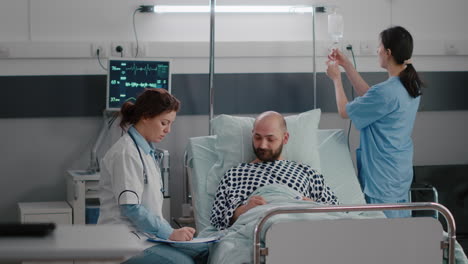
top-left (169, 227), bottom-right (196, 241)
top-left (328, 48), bottom-right (352, 69)
top-left (326, 59), bottom-right (341, 82)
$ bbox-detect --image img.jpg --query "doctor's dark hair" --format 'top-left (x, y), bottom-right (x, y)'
top-left (119, 88), bottom-right (180, 130)
top-left (380, 26), bottom-right (424, 98)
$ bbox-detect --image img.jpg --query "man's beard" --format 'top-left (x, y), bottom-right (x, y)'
top-left (253, 142), bottom-right (284, 162)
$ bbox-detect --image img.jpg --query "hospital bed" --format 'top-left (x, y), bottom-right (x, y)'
top-left (185, 109), bottom-right (468, 264)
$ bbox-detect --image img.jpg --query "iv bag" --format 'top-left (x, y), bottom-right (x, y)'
top-left (328, 12), bottom-right (344, 42)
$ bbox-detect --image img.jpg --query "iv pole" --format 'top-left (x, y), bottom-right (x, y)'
top-left (207, 4), bottom-right (328, 131)
top-left (208, 0), bottom-right (216, 135)
top-left (313, 7), bottom-right (317, 109)
top-left (313, 6), bottom-right (327, 109)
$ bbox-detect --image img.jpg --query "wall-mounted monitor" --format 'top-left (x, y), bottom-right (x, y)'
top-left (106, 58), bottom-right (171, 111)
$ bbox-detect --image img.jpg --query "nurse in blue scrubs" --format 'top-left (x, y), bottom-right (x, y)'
top-left (325, 26), bottom-right (424, 218)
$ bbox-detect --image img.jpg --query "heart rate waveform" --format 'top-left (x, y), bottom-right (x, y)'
top-left (125, 63), bottom-right (157, 76)
top-left (121, 62), bottom-right (168, 77)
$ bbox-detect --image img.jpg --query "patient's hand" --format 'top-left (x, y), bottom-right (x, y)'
top-left (169, 227), bottom-right (195, 241)
top-left (231, 195), bottom-right (267, 225)
top-left (245, 196), bottom-right (267, 209)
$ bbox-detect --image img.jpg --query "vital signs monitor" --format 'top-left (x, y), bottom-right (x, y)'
top-left (106, 58), bottom-right (171, 111)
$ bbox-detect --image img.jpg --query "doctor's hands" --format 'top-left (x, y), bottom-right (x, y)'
top-left (169, 227), bottom-right (196, 241)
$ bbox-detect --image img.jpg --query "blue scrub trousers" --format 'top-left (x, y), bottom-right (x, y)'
top-left (122, 243), bottom-right (208, 264)
top-left (365, 195), bottom-right (412, 218)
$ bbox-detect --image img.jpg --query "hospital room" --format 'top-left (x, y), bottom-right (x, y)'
top-left (0, 0), bottom-right (467, 263)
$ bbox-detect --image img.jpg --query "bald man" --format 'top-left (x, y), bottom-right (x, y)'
top-left (210, 111), bottom-right (338, 230)
top-left (251, 111), bottom-right (288, 163)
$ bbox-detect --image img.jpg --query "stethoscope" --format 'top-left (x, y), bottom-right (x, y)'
top-left (128, 131), bottom-right (165, 193)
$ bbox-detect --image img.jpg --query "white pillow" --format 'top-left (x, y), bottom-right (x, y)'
top-left (207, 109), bottom-right (322, 196)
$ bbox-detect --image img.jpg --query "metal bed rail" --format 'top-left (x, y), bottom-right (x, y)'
top-left (253, 202), bottom-right (456, 264)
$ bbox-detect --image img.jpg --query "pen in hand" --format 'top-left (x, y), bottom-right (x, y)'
top-left (172, 217), bottom-right (182, 228)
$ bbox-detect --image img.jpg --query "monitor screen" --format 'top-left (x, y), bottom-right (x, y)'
top-left (106, 58), bottom-right (171, 111)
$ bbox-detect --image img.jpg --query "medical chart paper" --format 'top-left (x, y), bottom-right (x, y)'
top-left (147, 236), bottom-right (220, 244)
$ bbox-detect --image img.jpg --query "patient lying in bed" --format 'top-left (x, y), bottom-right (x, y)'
top-left (210, 111), bottom-right (338, 230)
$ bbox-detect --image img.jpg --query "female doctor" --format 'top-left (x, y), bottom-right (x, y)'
top-left (98, 88), bottom-right (207, 263)
top-left (325, 26), bottom-right (423, 218)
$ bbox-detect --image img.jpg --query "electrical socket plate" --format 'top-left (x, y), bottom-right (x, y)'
top-left (360, 40), bottom-right (375, 56)
top-left (444, 41), bottom-right (458, 55)
top-left (342, 40), bottom-right (360, 56)
top-left (111, 42), bottom-right (131, 57)
top-left (91, 43), bottom-right (107, 57)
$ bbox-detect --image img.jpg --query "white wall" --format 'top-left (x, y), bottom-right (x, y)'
top-left (0, 0), bottom-right (467, 222)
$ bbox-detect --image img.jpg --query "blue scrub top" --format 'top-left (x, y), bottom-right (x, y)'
top-left (346, 76), bottom-right (420, 200)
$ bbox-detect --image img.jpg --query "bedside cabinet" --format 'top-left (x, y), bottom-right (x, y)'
top-left (18, 201), bottom-right (73, 264)
top-left (18, 201), bottom-right (72, 224)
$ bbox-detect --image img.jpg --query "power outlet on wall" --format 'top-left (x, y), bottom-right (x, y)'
top-left (342, 40), bottom-right (360, 56)
top-left (111, 42), bottom-right (131, 57)
top-left (91, 43), bottom-right (107, 57)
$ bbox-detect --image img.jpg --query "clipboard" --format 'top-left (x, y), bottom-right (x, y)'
top-left (147, 236), bottom-right (220, 244)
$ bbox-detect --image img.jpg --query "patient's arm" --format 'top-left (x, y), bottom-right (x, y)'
top-left (230, 195), bottom-right (267, 225)
top-left (307, 168), bottom-right (339, 205)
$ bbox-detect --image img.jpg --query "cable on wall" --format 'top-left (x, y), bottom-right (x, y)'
top-left (133, 5), bottom-right (154, 58)
top-left (97, 49), bottom-right (108, 71)
top-left (346, 45), bottom-right (357, 151)
top-left (133, 8), bottom-right (140, 57)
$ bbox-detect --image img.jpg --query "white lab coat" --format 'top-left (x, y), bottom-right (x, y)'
top-left (98, 133), bottom-right (164, 249)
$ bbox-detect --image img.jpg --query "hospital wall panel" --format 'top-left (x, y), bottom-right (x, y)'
top-left (26, 0), bottom-right (467, 45)
top-left (29, 0), bottom-right (143, 42)
top-left (1, 0), bottom-right (467, 56)
top-left (1, 71), bottom-right (467, 118)
top-left (27, 0), bottom-right (317, 42)
top-left (0, 117), bottom-right (101, 223)
top-left (393, 0), bottom-right (468, 41)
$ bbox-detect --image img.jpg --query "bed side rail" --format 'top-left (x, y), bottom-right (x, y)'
top-left (253, 202), bottom-right (456, 264)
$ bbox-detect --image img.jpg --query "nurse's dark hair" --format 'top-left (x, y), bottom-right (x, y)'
top-left (119, 88), bottom-right (180, 130)
top-left (380, 26), bottom-right (424, 98)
